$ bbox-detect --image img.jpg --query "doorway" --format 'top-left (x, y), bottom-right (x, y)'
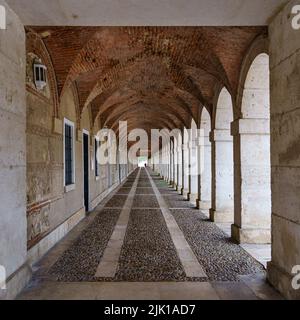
top-left (83, 131), bottom-right (89, 212)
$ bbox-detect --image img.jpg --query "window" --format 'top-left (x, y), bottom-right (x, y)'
top-left (95, 138), bottom-right (99, 177)
top-left (34, 62), bottom-right (47, 90)
top-left (64, 119), bottom-right (75, 189)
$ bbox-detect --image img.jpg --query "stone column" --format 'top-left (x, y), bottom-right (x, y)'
top-left (197, 131), bottom-right (212, 213)
top-left (165, 146), bottom-right (169, 182)
top-left (169, 141), bottom-right (175, 187)
top-left (188, 137), bottom-right (198, 204)
top-left (177, 144), bottom-right (183, 193)
top-left (182, 143), bottom-right (190, 199)
top-left (163, 146), bottom-right (168, 181)
top-left (0, 0), bottom-right (31, 299)
top-left (173, 140), bottom-right (178, 189)
top-left (209, 129), bottom-right (234, 222)
top-left (231, 119), bottom-right (271, 244)
top-left (159, 149), bottom-right (163, 177)
top-left (168, 143), bottom-right (173, 185)
top-left (266, 0), bottom-right (300, 300)
top-left (161, 147), bottom-right (164, 178)
top-left (154, 153), bottom-right (159, 173)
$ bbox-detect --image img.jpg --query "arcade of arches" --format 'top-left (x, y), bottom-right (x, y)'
top-left (0, 0), bottom-right (300, 300)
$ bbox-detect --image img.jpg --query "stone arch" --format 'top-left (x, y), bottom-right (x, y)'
top-left (231, 49), bottom-right (271, 244)
top-left (197, 107), bottom-right (212, 215)
top-left (210, 86), bottom-right (234, 223)
top-left (235, 34), bottom-right (269, 118)
top-left (214, 87), bottom-right (234, 130)
top-left (242, 53), bottom-right (270, 118)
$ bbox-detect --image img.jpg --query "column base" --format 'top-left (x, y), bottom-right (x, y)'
top-left (196, 200), bottom-right (211, 210)
top-left (182, 189), bottom-right (189, 199)
top-left (187, 193), bottom-right (198, 203)
top-left (267, 262), bottom-right (300, 300)
top-left (196, 200), bottom-right (210, 217)
top-left (209, 209), bottom-right (233, 223)
top-left (0, 263), bottom-right (31, 300)
top-left (231, 224), bottom-right (271, 244)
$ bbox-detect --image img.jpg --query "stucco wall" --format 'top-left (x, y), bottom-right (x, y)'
top-left (26, 42), bottom-right (122, 264)
top-left (0, 0), bottom-right (30, 299)
top-left (267, 0), bottom-right (300, 299)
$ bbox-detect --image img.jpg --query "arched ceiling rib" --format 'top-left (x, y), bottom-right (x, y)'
top-left (29, 26), bottom-right (266, 135)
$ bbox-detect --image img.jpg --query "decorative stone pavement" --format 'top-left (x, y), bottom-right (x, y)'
top-left (95, 169), bottom-right (141, 278)
top-left (18, 168), bottom-right (283, 300)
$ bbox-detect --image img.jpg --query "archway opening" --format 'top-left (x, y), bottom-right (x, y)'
top-left (210, 87), bottom-right (234, 224)
top-left (232, 53), bottom-right (271, 244)
top-left (198, 107), bottom-right (212, 216)
top-left (138, 156), bottom-right (148, 168)
top-left (188, 119), bottom-right (199, 205)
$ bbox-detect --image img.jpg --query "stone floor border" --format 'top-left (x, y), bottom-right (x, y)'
top-left (95, 168), bottom-right (141, 278)
top-left (146, 169), bottom-right (207, 279)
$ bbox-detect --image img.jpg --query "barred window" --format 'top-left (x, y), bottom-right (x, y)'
top-left (64, 120), bottom-right (75, 186)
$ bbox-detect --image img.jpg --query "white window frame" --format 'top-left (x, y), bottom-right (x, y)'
top-left (34, 63), bottom-right (47, 90)
top-left (63, 118), bottom-right (76, 193)
top-left (82, 129), bottom-right (90, 209)
top-left (95, 136), bottom-right (100, 180)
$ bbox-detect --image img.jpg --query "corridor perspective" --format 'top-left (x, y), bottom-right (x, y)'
top-left (1, 0), bottom-right (300, 301)
top-left (19, 167), bottom-right (281, 300)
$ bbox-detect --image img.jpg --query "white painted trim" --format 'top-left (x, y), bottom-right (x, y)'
top-left (94, 136), bottom-right (100, 177)
top-left (64, 184), bottom-right (75, 193)
top-left (63, 118), bottom-right (76, 189)
top-left (82, 129), bottom-right (90, 211)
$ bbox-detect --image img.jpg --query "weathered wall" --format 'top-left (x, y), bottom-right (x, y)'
top-left (0, 0), bottom-right (30, 299)
top-left (267, 0), bottom-right (300, 299)
top-left (25, 35), bottom-right (123, 266)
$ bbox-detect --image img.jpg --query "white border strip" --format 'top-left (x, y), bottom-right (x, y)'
top-left (146, 168), bottom-right (207, 278)
top-left (95, 168), bottom-right (141, 278)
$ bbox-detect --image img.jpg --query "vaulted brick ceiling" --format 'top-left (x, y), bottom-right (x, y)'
top-left (29, 26), bottom-right (266, 131)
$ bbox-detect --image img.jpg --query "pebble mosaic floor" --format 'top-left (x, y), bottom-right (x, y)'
top-left (49, 168), bottom-right (264, 283)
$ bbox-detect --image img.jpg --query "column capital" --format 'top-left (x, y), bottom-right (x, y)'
top-left (188, 140), bottom-right (198, 149)
top-left (231, 118), bottom-right (270, 136)
top-left (209, 129), bottom-right (233, 142)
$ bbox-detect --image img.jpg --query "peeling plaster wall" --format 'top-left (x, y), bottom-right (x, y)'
top-left (267, 0), bottom-right (300, 300)
top-left (26, 68), bottom-right (121, 262)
